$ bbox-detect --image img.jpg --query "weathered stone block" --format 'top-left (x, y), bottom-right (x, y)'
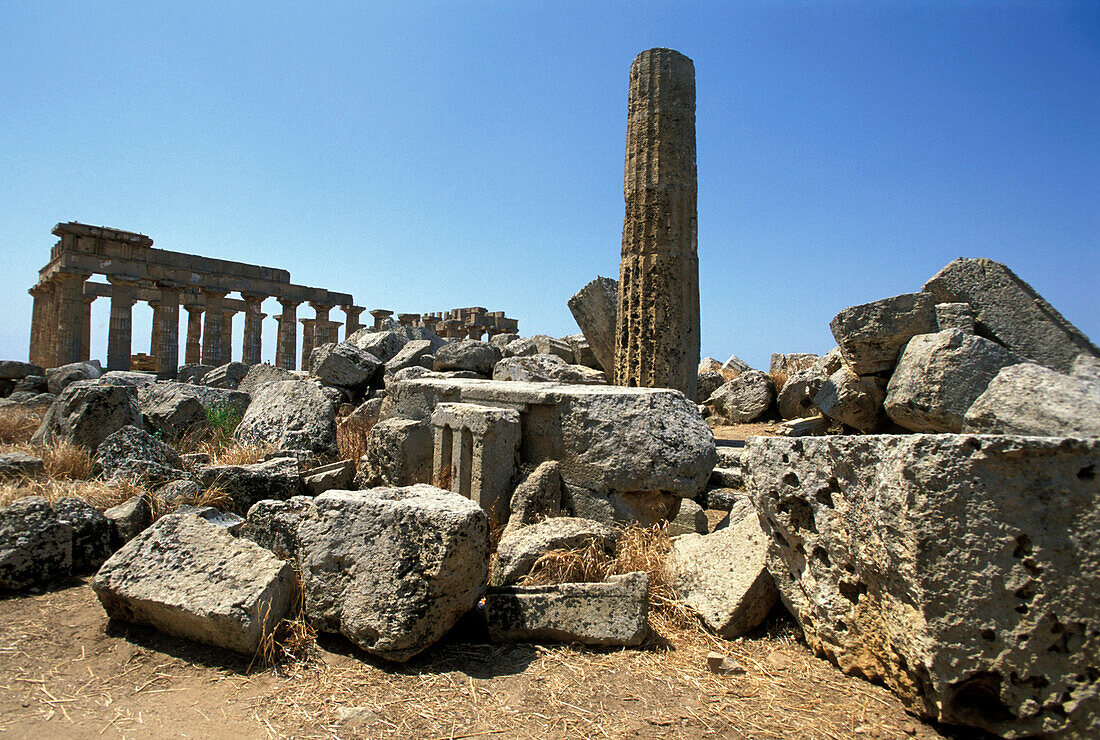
top-left (706, 369), bottom-right (774, 423)
top-left (745, 434), bottom-right (1100, 738)
top-left (568, 277), bottom-right (618, 373)
top-left (234, 380), bottom-right (337, 457)
top-left (197, 456), bottom-right (300, 512)
top-left (434, 340), bottom-right (501, 375)
top-left (355, 418), bottom-right (432, 488)
top-left (0, 497), bottom-right (72, 590)
top-left (962, 362), bottom-right (1100, 437)
top-left (492, 516), bottom-right (618, 587)
top-left (33, 380), bottom-right (142, 450)
top-left (830, 293), bottom-right (938, 374)
top-left (431, 403), bottom-right (520, 524)
top-left (492, 354), bottom-right (606, 385)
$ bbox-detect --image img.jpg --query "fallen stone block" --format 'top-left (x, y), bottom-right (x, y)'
top-left (813, 367), bottom-right (887, 433)
top-left (32, 380), bottom-right (142, 450)
top-left (830, 292), bottom-right (938, 374)
top-left (434, 340), bottom-right (501, 375)
top-left (197, 456), bottom-right (301, 512)
top-left (240, 496), bottom-right (315, 560)
top-left (46, 360), bottom-right (102, 396)
top-left (1072, 354), bottom-right (1100, 384)
top-left (201, 362), bottom-right (250, 390)
top-left (666, 498), bottom-right (708, 537)
top-left (484, 572), bottom-right (648, 646)
top-left (139, 382), bottom-right (251, 438)
top-left (777, 367), bottom-right (826, 420)
top-left (53, 497), bottom-right (111, 573)
top-left (0, 360), bottom-right (44, 381)
top-left (93, 513), bottom-right (294, 655)
top-left (302, 460), bottom-right (354, 496)
top-left (934, 302), bottom-right (976, 333)
top-left (695, 370), bottom-right (725, 403)
top-left (492, 517), bottom-right (619, 587)
top-left (348, 329), bottom-right (410, 364)
top-left (96, 425), bottom-right (185, 480)
top-left (0, 452), bottom-right (44, 477)
top-left (562, 485), bottom-right (680, 527)
top-left (383, 339), bottom-right (435, 378)
top-left (923, 257), bottom-right (1100, 373)
top-left (503, 461), bottom-right (562, 538)
top-left (104, 495), bottom-right (153, 547)
top-left (745, 434), bottom-right (1100, 738)
top-left (706, 370), bottom-right (774, 423)
top-left (237, 363), bottom-right (297, 395)
top-left (567, 276), bottom-right (618, 374)
top-left (0, 496), bottom-right (72, 590)
top-left (233, 380), bottom-right (337, 457)
top-left (562, 334), bottom-right (600, 370)
top-left (884, 329), bottom-right (1027, 433)
top-left (769, 353), bottom-right (819, 377)
top-left (176, 363), bottom-right (214, 385)
top-left (175, 505), bottom-right (244, 534)
top-left (665, 517), bottom-right (777, 638)
top-left (297, 486), bottom-right (489, 662)
top-left (355, 418), bottom-right (432, 488)
top-left (310, 343), bottom-right (381, 390)
top-left (962, 362), bottom-right (1100, 437)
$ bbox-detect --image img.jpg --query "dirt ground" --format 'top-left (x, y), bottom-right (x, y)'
top-left (0, 578), bottom-right (959, 740)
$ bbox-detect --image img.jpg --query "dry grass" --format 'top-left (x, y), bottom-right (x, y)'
top-left (770, 369), bottom-right (789, 393)
top-left (0, 406), bottom-right (44, 444)
top-left (337, 413), bottom-right (373, 467)
top-left (176, 425), bottom-right (272, 466)
top-left (0, 476), bottom-right (150, 510)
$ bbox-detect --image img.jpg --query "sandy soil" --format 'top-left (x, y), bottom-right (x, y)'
top-left (0, 578), bottom-right (960, 740)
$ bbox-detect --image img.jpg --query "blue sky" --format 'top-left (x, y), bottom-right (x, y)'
top-left (2, 1), bottom-right (1097, 371)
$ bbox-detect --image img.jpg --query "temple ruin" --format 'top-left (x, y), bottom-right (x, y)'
top-left (614, 48), bottom-right (700, 400)
top-left (28, 222), bottom-right (518, 372)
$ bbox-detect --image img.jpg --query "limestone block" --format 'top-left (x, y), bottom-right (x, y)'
top-left (0, 361), bottom-right (44, 380)
top-left (139, 382), bottom-right (251, 438)
top-left (197, 456), bottom-right (301, 513)
top-left (201, 361), bottom-right (251, 390)
top-left (383, 339), bottom-right (435, 378)
top-left (485, 572), bottom-right (648, 646)
top-left (665, 498), bottom-right (708, 537)
top-left (830, 292), bottom-right (938, 374)
top-left (431, 403), bottom-right (520, 524)
top-left (492, 354), bottom-right (607, 385)
top-left (695, 370), bottom-right (725, 403)
top-left (237, 363), bottom-right (297, 395)
top-left (176, 363), bottom-right (214, 385)
top-left (100, 370), bottom-right (159, 387)
top-left (962, 362), bottom-right (1100, 437)
top-left (489, 333), bottom-right (519, 349)
top-left (174, 505), bottom-right (244, 534)
top-left (93, 513), bottom-right (294, 655)
top-left (0, 497), bottom-right (72, 590)
top-left (884, 329), bottom-right (1028, 433)
top-left (52, 497), bottom-right (110, 573)
top-left (1072, 353), bottom-right (1100, 384)
top-left (0, 452), bottom-right (44, 477)
top-left (104, 495), bottom-right (153, 546)
top-left (562, 485), bottom-right (680, 527)
top-left (233, 380), bottom-right (337, 457)
top-left (96, 426), bottom-right (184, 480)
top-left (562, 334), bottom-right (600, 370)
top-left (240, 495), bottom-right (315, 560)
top-left (530, 335), bottom-right (574, 364)
top-left (154, 479), bottom-right (201, 506)
top-left (491, 516), bottom-right (619, 587)
top-left (503, 461), bottom-right (561, 538)
top-left (347, 329), bottom-right (408, 364)
top-left (46, 360), bottom-right (102, 395)
top-left (720, 355), bottom-right (751, 381)
top-left (813, 366), bottom-right (887, 433)
top-left (923, 257), bottom-right (1100, 373)
top-left (706, 370), bottom-right (774, 423)
top-left (302, 459), bottom-right (354, 495)
top-left (13, 375), bottom-right (48, 394)
top-left (33, 380), bottom-right (142, 450)
top-left (567, 276), bottom-right (618, 373)
top-left (434, 340), bottom-right (501, 375)
top-left (502, 337), bottom-right (539, 358)
top-left (769, 353), bottom-right (819, 377)
top-left (355, 418), bottom-right (432, 488)
top-left (297, 486), bottom-right (489, 662)
top-left (776, 367), bottom-right (827, 420)
top-left (310, 342), bottom-right (381, 390)
top-left (665, 517), bottom-right (777, 638)
top-left (744, 434), bottom-right (1100, 738)
top-left (935, 302), bottom-right (976, 333)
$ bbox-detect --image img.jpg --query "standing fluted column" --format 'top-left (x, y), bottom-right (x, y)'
top-left (276, 299), bottom-right (299, 370)
top-left (300, 319), bottom-right (316, 371)
top-left (341, 305), bottom-right (365, 340)
top-left (151, 286), bottom-right (180, 375)
top-left (28, 284), bottom-right (51, 367)
top-left (184, 304), bottom-right (204, 364)
top-left (242, 294), bottom-right (266, 365)
top-left (201, 290), bottom-right (227, 365)
top-left (106, 278), bottom-right (138, 371)
top-left (221, 309), bottom-right (237, 363)
top-left (53, 273), bottom-right (88, 367)
top-left (80, 295), bottom-right (94, 362)
top-left (614, 48), bottom-right (699, 400)
top-left (310, 302), bottom-right (334, 347)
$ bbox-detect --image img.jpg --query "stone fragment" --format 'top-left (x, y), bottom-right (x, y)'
top-left (383, 340), bottom-right (435, 378)
top-left (154, 479), bottom-right (201, 505)
top-left (830, 293), bottom-right (938, 374)
top-left (529, 335), bottom-right (574, 363)
top-left (234, 380), bottom-right (337, 457)
top-left (355, 418), bottom-right (432, 488)
top-left (52, 497), bottom-right (111, 573)
top-left (666, 498), bottom-right (708, 537)
top-left (0, 361), bottom-right (44, 380)
top-left (492, 517), bottom-right (619, 587)
top-left (962, 362), bottom-right (1100, 437)
top-left (434, 340), bottom-right (501, 376)
top-left (302, 459), bottom-right (354, 495)
top-left (562, 485), bottom-right (680, 527)
top-left (706, 652), bottom-right (745, 675)
top-left (721, 355), bottom-right (751, 380)
top-left (138, 382), bottom-right (250, 438)
top-left (175, 505), bottom-right (244, 534)
top-left (1071, 353), bottom-right (1100, 384)
top-left (568, 276), bottom-right (618, 373)
top-left (708, 466), bottom-right (742, 490)
top-left (431, 403), bottom-right (520, 524)
top-left (776, 367), bottom-right (826, 420)
top-left (197, 456), bottom-right (300, 513)
top-left (934, 302), bottom-right (976, 333)
top-left (104, 495), bottom-right (153, 546)
top-left (817, 347), bottom-right (844, 376)
top-left (884, 329), bottom-right (1028, 433)
top-left (96, 425), bottom-right (184, 480)
top-left (775, 416), bottom-right (829, 437)
top-left (46, 360), bottom-right (102, 395)
top-left (348, 329), bottom-right (409, 363)
top-left (715, 446), bottom-right (742, 469)
top-left (503, 461), bottom-right (562, 537)
top-left (0, 452), bottom-right (44, 477)
top-left (176, 363), bottom-right (214, 384)
top-left (237, 363), bottom-right (298, 395)
top-left (100, 370), bottom-right (159, 387)
top-left (32, 380), bottom-right (142, 450)
top-left (310, 342), bottom-right (381, 390)
top-left (492, 354), bottom-right (606, 385)
top-left (695, 370), bottom-right (725, 403)
top-left (239, 496), bottom-right (315, 560)
top-left (769, 353), bottom-right (819, 378)
top-left (563, 334), bottom-right (600, 370)
top-left (92, 513), bottom-right (294, 655)
top-left (0, 496), bottom-right (72, 590)
top-left (813, 367), bottom-right (888, 433)
top-left (923, 257), bottom-right (1100, 373)
top-left (13, 374), bottom-right (48, 394)
top-left (502, 337), bottom-right (538, 358)
top-left (0, 392), bottom-right (55, 410)
top-left (665, 517), bottom-right (777, 638)
top-left (614, 49), bottom-right (699, 400)
top-left (706, 370), bottom-right (774, 423)
top-left (489, 333), bottom-right (519, 349)
top-left (297, 486), bottom-right (490, 662)
top-left (485, 572), bottom-right (648, 646)
top-left (744, 434), bottom-right (1100, 737)
top-left (201, 361), bottom-right (250, 390)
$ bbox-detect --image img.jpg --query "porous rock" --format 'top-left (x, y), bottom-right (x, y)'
top-left (297, 486), bottom-right (489, 662)
top-left (503, 461), bottom-right (562, 537)
top-left (706, 370), bottom-right (774, 423)
top-left (769, 353), bottom-right (819, 377)
top-left (830, 292), bottom-right (938, 374)
top-left (92, 513), bottom-right (294, 655)
top-left (139, 382), bottom-right (250, 438)
top-left (0, 452), bottom-right (44, 477)
top-left (201, 361), bottom-right (250, 390)
top-left (434, 340), bottom-right (501, 375)
top-left (744, 434), bottom-right (1100, 738)
top-left (962, 362), bottom-right (1100, 437)
top-left (1072, 354), bottom-right (1100, 384)
top-left (776, 367), bottom-right (826, 420)
top-left (812, 366), bottom-right (887, 433)
top-left (237, 363), bottom-right (297, 395)
top-left (492, 517), bottom-right (619, 587)
top-left (104, 495), bottom-right (153, 546)
top-left (197, 456), bottom-right (301, 513)
top-left (96, 425), bottom-right (184, 480)
top-left (310, 342), bottom-right (381, 390)
top-left (32, 380), bottom-right (142, 450)
top-left (46, 360), bottom-right (102, 395)
top-left (53, 497), bottom-right (111, 573)
top-left (234, 380), bottom-right (337, 457)
top-left (492, 354), bottom-right (606, 385)
top-left (0, 361), bottom-right (44, 380)
top-left (302, 460), bottom-right (354, 495)
top-left (484, 572), bottom-right (648, 646)
top-left (240, 496), bottom-right (315, 560)
top-left (666, 498), bottom-right (708, 537)
top-left (354, 418), bottom-right (432, 489)
top-left (0, 496), bottom-right (72, 590)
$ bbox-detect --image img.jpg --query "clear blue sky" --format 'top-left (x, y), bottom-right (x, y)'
top-left (2, 1), bottom-right (1097, 371)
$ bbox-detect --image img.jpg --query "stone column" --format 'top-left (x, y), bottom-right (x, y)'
top-left (242, 294), bottom-right (266, 365)
top-left (201, 290), bottom-right (227, 366)
top-left (398, 313), bottom-right (420, 327)
top-left (221, 308), bottom-right (237, 363)
top-left (80, 295), bottom-right (94, 362)
top-left (151, 286), bottom-right (180, 375)
top-left (106, 278), bottom-right (138, 371)
top-left (276, 299), bottom-right (299, 370)
top-left (53, 276), bottom-right (88, 367)
top-left (28, 284), bottom-right (52, 367)
top-left (300, 318), bottom-right (316, 371)
top-left (341, 305), bottom-right (365, 340)
top-left (184, 304), bottom-right (204, 365)
top-left (614, 48), bottom-right (699, 400)
top-left (310, 303), bottom-right (333, 348)
top-left (370, 309), bottom-right (393, 330)
top-left (420, 315), bottom-right (441, 335)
